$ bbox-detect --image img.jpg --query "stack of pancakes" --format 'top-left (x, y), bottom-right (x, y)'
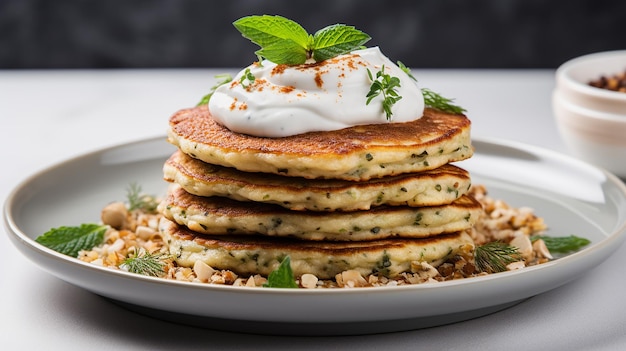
top-left (158, 105), bottom-right (481, 280)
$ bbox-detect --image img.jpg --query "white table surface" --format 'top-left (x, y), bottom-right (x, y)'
top-left (2, 69), bottom-right (625, 350)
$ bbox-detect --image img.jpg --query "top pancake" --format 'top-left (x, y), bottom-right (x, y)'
top-left (167, 105), bottom-right (472, 181)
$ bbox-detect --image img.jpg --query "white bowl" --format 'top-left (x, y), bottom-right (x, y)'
top-left (553, 51), bottom-right (626, 178)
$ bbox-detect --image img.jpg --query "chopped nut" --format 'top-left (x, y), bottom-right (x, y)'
top-left (510, 234), bottom-right (533, 260)
top-left (135, 225), bottom-right (156, 240)
top-left (193, 260), bottom-right (216, 282)
top-left (336, 270), bottom-right (368, 288)
top-left (532, 238), bottom-right (553, 260)
top-left (300, 274), bottom-right (319, 289)
top-left (101, 202), bottom-right (129, 229)
top-left (506, 261), bottom-right (526, 270)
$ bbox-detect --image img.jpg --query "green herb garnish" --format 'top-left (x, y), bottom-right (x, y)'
top-left (422, 88), bottom-right (466, 114)
top-left (233, 15), bottom-right (370, 65)
top-left (35, 224), bottom-right (107, 258)
top-left (263, 256), bottom-right (299, 288)
top-left (120, 249), bottom-right (168, 277)
top-left (366, 65), bottom-right (403, 120)
top-left (239, 67), bottom-right (256, 88)
top-left (530, 235), bottom-right (590, 254)
top-left (196, 73), bottom-right (233, 106)
top-left (397, 60), bottom-right (417, 81)
top-left (126, 182), bottom-right (159, 213)
top-left (398, 60), bottom-right (466, 114)
top-left (474, 242), bottom-right (522, 273)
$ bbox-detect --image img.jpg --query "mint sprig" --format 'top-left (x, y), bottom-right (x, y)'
top-left (36, 224), bottom-right (107, 257)
top-left (233, 15), bottom-right (370, 65)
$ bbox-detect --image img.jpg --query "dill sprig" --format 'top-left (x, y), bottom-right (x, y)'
top-left (422, 88), bottom-right (466, 114)
top-left (121, 249), bottom-right (168, 277)
top-left (196, 73), bottom-right (233, 106)
top-left (474, 242), bottom-right (522, 273)
top-left (366, 65), bottom-right (403, 120)
top-left (126, 182), bottom-right (159, 213)
top-left (530, 235), bottom-right (590, 254)
top-left (397, 60), bottom-right (466, 114)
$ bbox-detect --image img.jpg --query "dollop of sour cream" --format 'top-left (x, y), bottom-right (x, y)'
top-left (208, 47), bottom-right (425, 137)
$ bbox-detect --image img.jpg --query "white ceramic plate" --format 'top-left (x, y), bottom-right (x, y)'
top-left (4, 137), bottom-right (626, 336)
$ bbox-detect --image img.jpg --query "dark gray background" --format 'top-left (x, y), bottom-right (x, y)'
top-left (1, 0), bottom-right (623, 69)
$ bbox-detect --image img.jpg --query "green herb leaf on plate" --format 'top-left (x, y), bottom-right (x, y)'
top-left (474, 241), bottom-right (522, 273)
top-left (530, 235), bottom-right (591, 254)
top-left (35, 224), bottom-right (107, 258)
top-left (126, 182), bottom-right (159, 213)
top-left (263, 256), bottom-right (299, 288)
top-left (120, 249), bottom-right (168, 277)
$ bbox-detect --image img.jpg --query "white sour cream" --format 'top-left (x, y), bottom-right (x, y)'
top-left (208, 47), bottom-right (425, 137)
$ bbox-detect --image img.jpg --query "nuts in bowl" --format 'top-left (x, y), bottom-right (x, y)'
top-left (552, 50), bottom-right (626, 178)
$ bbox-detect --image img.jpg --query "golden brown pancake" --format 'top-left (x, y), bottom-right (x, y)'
top-left (159, 184), bottom-right (483, 241)
top-left (163, 150), bottom-right (472, 211)
top-left (166, 105), bottom-right (472, 181)
top-left (159, 217), bottom-right (475, 279)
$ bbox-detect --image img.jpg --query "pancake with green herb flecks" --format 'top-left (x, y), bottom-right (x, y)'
top-left (158, 184), bottom-right (482, 241)
top-left (159, 217), bottom-right (475, 279)
top-left (163, 150), bottom-right (472, 212)
top-left (166, 105), bottom-right (472, 181)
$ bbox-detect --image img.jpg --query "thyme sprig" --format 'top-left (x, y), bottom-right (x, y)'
top-left (121, 249), bottom-right (168, 277)
top-left (474, 242), bottom-right (522, 273)
top-left (366, 65), bottom-right (403, 120)
top-left (126, 182), bottom-right (159, 213)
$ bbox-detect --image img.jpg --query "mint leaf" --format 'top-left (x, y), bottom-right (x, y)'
top-left (232, 15), bottom-right (372, 65)
top-left (257, 40), bottom-right (308, 66)
top-left (263, 256), bottom-right (299, 288)
top-left (233, 15), bottom-right (309, 49)
top-left (312, 24), bottom-right (371, 62)
top-left (36, 224), bottom-right (107, 257)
